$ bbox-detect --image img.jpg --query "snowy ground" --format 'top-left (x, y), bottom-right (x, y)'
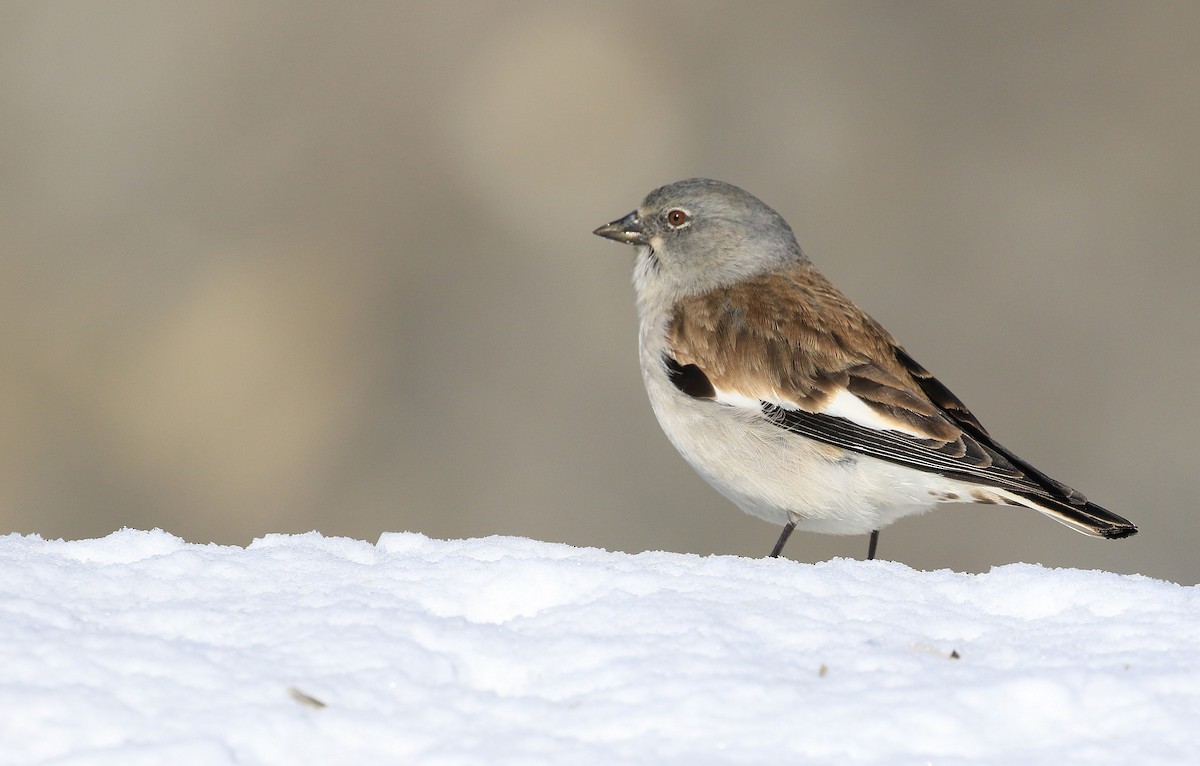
top-left (1, 529), bottom-right (1197, 765)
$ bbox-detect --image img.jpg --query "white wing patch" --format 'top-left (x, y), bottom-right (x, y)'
top-left (712, 385), bottom-right (928, 438)
top-left (711, 386), bottom-right (781, 411)
top-left (819, 389), bottom-right (928, 438)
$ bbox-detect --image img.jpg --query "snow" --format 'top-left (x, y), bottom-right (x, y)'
top-left (1, 529), bottom-right (1197, 765)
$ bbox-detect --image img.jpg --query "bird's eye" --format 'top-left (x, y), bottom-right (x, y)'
top-left (666, 209), bottom-right (690, 228)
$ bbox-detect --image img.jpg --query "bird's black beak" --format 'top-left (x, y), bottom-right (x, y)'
top-left (593, 211), bottom-right (649, 246)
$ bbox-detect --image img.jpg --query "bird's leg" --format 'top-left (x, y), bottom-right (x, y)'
top-left (769, 521), bottom-right (796, 558)
top-left (867, 529), bottom-right (880, 561)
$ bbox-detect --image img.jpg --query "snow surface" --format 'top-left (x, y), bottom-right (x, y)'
top-left (1, 529), bottom-right (1197, 765)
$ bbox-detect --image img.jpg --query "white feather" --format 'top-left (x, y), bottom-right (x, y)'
top-left (817, 389), bottom-right (927, 438)
top-left (712, 385), bottom-right (927, 438)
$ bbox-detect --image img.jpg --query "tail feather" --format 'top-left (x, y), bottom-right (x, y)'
top-left (1004, 489), bottom-right (1137, 539)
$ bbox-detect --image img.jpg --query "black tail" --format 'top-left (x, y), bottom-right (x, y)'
top-left (1008, 490), bottom-right (1138, 539)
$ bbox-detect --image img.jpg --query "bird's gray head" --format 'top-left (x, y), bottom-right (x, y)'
top-left (594, 178), bottom-right (807, 301)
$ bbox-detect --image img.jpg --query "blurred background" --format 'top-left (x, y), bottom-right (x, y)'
top-left (2, 2), bottom-right (1197, 582)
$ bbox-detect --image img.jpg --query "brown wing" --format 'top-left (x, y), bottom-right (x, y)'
top-left (667, 263), bottom-right (963, 443)
top-left (664, 263), bottom-right (1108, 512)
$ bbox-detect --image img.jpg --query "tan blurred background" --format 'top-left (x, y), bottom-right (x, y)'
top-left (2, 2), bottom-right (1197, 582)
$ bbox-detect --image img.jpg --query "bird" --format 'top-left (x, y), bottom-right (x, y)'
top-left (593, 178), bottom-right (1136, 561)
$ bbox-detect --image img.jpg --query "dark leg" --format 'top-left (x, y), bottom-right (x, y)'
top-left (867, 529), bottom-right (880, 561)
top-left (769, 521), bottom-right (796, 558)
